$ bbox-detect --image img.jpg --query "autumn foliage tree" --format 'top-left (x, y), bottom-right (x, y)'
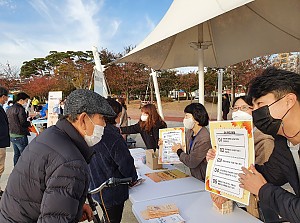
top-left (157, 70), bottom-right (179, 97)
top-left (20, 76), bottom-right (59, 99)
top-left (178, 72), bottom-right (198, 101)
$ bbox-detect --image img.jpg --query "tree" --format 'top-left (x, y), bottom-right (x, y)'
top-left (103, 47), bottom-right (150, 103)
top-left (227, 55), bottom-right (273, 101)
top-left (157, 70), bottom-right (179, 97)
top-left (20, 76), bottom-right (59, 99)
top-left (0, 62), bottom-right (20, 91)
top-left (179, 72), bottom-right (198, 102)
top-left (204, 68), bottom-right (218, 96)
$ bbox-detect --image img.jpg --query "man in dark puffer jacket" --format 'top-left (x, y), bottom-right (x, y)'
top-left (0, 89), bottom-right (115, 223)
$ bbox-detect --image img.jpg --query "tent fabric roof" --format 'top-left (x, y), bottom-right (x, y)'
top-left (117, 0), bottom-right (300, 69)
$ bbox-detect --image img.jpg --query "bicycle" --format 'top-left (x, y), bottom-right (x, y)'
top-left (86, 177), bottom-right (133, 223)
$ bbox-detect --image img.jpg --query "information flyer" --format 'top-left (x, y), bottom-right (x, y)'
top-left (205, 120), bottom-right (255, 205)
top-left (47, 91), bottom-right (62, 127)
top-left (158, 127), bottom-right (185, 164)
top-left (145, 169), bottom-right (189, 183)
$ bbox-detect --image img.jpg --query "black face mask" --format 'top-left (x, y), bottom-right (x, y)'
top-left (252, 95), bottom-right (289, 137)
top-left (252, 106), bottom-right (282, 137)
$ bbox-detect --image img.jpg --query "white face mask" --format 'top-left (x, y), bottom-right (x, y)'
top-left (183, 117), bottom-right (195, 129)
top-left (141, 114), bottom-right (148, 122)
top-left (84, 116), bottom-right (104, 147)
top-left (232, 110), bottom-right (252, 121)
top-left (22, 103), bottom-right (28, 109)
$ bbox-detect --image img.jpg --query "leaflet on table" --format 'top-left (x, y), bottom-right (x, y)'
top-left (205, 120), bottom-right (255, 205)
top-left (145, 169), bottom-right (189, 183)
top-left (158, 127), bottom-right (185, 164)
top-left (149, 214), bottom-right (185, 223)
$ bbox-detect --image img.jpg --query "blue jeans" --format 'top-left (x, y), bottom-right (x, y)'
top-left (11, 136), bottom-right (28, 166)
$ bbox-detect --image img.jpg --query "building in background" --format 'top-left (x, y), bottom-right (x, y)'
top-left (274, 52), bottom-right (300, 73)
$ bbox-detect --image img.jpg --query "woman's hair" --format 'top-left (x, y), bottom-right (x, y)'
top-left (140, 104), bottom-right (164, 132)
top-left (117, 97), bottom-right (127, 110)
top-left (233, 95), bottom-right (253, 107)
top-left (104, 98), bottom-right (122, 124)
top-left (184, 103), bottom-right (209, 126)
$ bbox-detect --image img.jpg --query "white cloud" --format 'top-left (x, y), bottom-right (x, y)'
top-left (145, 14), bottom-right (155, 31)
top-left (0, 0), bottom-right (15, 8)
top-left (0, 0), bottom-right (107, 68)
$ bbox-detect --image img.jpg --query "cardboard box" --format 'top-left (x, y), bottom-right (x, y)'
top-left (146, 149), bottom-right (163, 170)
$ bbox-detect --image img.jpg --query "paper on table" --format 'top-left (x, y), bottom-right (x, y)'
top-left (149, 214), bottom-right (185, 223)
top-left (145, 169), bottom-right (189, 183)
top-left (141, 204), bottom-right (180, 220)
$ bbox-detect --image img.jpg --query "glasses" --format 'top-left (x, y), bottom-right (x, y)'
top-left (231, 105), bottom-right (252, 112)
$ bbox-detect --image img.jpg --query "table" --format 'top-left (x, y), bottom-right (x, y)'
top-left (31, 119), bottom-right (48, 134)
top-left (132, 191), bottom-right (262, 223)
top-left (129, 148), bottom-right (205, 203)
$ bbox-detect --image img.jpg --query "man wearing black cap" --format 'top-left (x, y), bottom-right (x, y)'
top-left (0, 89), bottom-right (115, 223)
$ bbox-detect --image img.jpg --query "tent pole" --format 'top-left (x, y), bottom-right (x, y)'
top-left (151, 70), bottom-right (164, 120)
top-left (198, 48), bottom-right (205, 105)
top-left (217, 69), bottom-right (224, 121)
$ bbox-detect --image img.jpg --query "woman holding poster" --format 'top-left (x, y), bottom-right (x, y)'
top-left (171, 103), bottom-right (211, 181)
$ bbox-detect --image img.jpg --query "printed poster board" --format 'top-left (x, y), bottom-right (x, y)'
top-left (47, 91), bottom-right (62, 127)
top-left (158, 127), bottom-right (185, 164)
top-left (205, 120), bottom-right (255, 205)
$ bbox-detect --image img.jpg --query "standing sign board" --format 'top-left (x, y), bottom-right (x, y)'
top-left (47, 91), bottom-right (62, 127)
top-left (205, 120), bottom-right (255, 205)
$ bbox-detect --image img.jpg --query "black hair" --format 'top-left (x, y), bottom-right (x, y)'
top-left (15, 92), bottom-right (30, 103)
top-left (233, 95), bottom-right (253, 107)
top-left (184, 103), bottom-right (209, 126)
top-left (0, 87), bottom-right (8, 97)
top-left (248, 67), bottom-right (300, 102)
top-left (104, 98), bottom-right (122, 124)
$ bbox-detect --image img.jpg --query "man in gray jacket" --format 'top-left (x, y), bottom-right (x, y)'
top-left (0, 89), bottom-right (115, 222)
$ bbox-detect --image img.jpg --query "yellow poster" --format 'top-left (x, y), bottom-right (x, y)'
top-left (158, 127), bottom-right (186, 164)
top-left (205, 120), bottom-right (255, 205)
top-left (145, 169), bottom-right (189, 183)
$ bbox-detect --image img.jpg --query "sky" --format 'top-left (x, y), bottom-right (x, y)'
top-left (0, 0), bottom-right (174, 69)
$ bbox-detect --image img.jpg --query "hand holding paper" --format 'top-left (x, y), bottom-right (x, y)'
top-left (206, 148), bottom-right (216, 161)
top-left (210, 193), bottom-right (228, 209)
top-left (238, 164), bottom-right (267, 196)
top-left (171, 143), bottom-right (181, 153)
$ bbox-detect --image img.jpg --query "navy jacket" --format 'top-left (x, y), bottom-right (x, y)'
top-left (0, 106), bottom-right (9, 147)
top-left (121, 120), bottom-right (167, 150)
top-left (89, 124), bottom-right (138, 207)
top-left (257, 135), bottom-right (300, 223)
top-left (6, 103), bottom-right (30, 136)
top-left (0, 118), bottom-right (94, 222)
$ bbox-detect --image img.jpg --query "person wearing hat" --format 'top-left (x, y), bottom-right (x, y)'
top-left (0, 89), bottom-right (115, 223)
top-left (89, 98), bottom-right (138, 223)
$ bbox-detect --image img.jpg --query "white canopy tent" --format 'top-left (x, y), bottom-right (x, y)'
top-left (117, 0), bottom-right (300, 120)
